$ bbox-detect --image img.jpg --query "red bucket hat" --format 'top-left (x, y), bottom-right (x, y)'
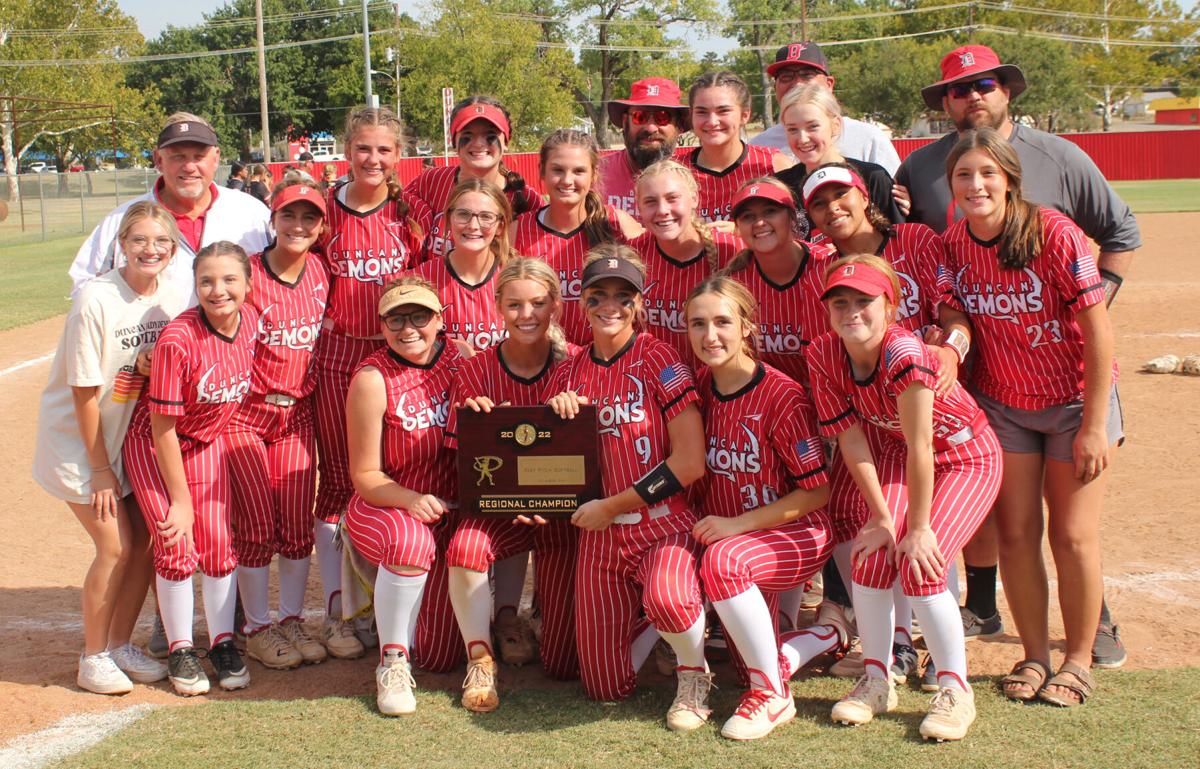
top-left (921, 45), bottom-right (1026, 111)
top-left (607, 78), bottom-right (688, 127)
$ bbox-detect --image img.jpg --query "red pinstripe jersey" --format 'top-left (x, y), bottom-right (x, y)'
top-left (411, 257), bottom-right (506, 352)
top-left (597, 151), bottom-right (641, 216)
top-left (246, 251), bottom-right (329, 398)
top-left (408, 167), bottom-right (543, 261)
top-left (129, 305), bottom-right (256, 446)
top-left (693, 363), bottom-right (828, 519)
top-left (674, 144), bottom-right (779, 223)
top-left (319, 187), bottom-right (433, 338)
top-left (548, 333), bottom-right (698, 499)
top-left (808, 324), bottom-right (983, 451)
top-left (512, 205), bottom-right (629, 345)
top-left (722, 244), bottom-right (834, 385)
top-left (358, 340), bottom-right (461, 501)
top-left (444, 342), bottom-right (569, 449)
top-left (940, 208), bottom-right (1114, 409)
top-left (829, 224), bottom-right (947, 334)
top-left (632, 230), bottom-right (743, 365)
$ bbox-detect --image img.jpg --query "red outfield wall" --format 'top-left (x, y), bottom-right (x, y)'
top-left (270, 129), bottom-right (1199, 188)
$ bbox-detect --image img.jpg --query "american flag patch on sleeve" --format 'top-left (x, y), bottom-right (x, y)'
top-left (796, 437), bottom-right (824, 467)
top-left (659, 363), bottom-right (688, 391)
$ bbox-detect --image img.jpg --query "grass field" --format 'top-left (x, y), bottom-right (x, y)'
top-left (49, 669), bottom-right (1200, 769)
top-left (1, 179), bottom-right (1196, 333)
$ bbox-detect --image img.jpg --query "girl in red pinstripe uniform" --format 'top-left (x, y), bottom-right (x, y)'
top-left (808, 254), bottom-right (1001, 741)
top-left (443, 257), bottom-right (580, 711)
top-left (344, 276), bottom-right (465, 716)
top-left (685, 275), bottom-right (833, 741)
top-left (632, 159), bottom-right (742, 365)
top-left (514, 129), bottom-right (643, 346)
top-left (547, 246), bottom-right (710, 731)
top-left (405, 97), bottom-right (541, 260)
top-left (312, 107), bottom-right (432, 660)
top-left (226, 180), bottom-right (329, 671)
top-left (676, 71), bottom-right (793, 223)
top-left (123, 242), bottom-right (258, 697)
top-left (943, 128), bottom-right (1120, 708)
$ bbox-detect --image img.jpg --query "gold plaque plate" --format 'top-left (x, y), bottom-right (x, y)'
top-left (518, 455), bottom-right (585, 486)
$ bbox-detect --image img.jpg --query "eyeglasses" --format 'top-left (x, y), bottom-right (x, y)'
top-left (628, 109), bottom-right (675, 127)
top-left (125, 236), bottom-right (175, 251)
top-left (382, 309), bottom-right (435, 331)
top-left (774, 68), bottom-right (822, 86)
top-left (947, 77), bottom-right (1001, 99)
top-left (449, 208), bottom-right (501, 227)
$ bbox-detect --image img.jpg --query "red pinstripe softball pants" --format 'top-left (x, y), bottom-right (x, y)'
top-left (225, 394), bottom-right (317, 567)
top-left (575, 502), bottom-right (704, 701)
top-left (853, 428), bottom-right (1002, 596)
top-left (313, 332), bottom-right (385, 522)
top-left (446, 517), bottom-right (579, 680)
top-left (123, 431), bottom-right (235, 581)
top-left (700, 509), bottom-right (835, 602)
top-left (344, 494), bottom-right (464, 673)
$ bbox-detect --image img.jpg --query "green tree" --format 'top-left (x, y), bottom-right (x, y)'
top-left (0, 0), bottom-right (162, 202)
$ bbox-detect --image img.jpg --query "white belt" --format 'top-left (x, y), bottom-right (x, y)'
top-left (612, 502), bottom-right (674, 526)
top-left (945, 424), bottom-right (977, 446)
top-left (264, 393), bottom-right (297, 407)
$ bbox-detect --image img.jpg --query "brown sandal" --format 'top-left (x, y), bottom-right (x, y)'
top-left (1038, 661), bottom-right (1095, 707)
top-left (1000, 659), bottom-right (1051, 701)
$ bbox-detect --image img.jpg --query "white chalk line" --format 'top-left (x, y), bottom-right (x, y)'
top-left (0, 704), bottom-right (159, 769)
top-left (0, 352), bottom-right (54, 379)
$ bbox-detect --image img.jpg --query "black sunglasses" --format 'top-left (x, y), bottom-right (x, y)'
top-left (947, 77), bottom-right (1001, 99)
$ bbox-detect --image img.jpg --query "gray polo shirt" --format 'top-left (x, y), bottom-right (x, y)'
top-left (895, 123), bottom-right (1141, 252)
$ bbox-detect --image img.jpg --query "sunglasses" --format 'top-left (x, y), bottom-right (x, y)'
top-left (382, 309), bottom-right (435, 331)
top-left (628, 108), bottom-right (675, 127)
top-left (947, 77), bottom-right (1001, 99)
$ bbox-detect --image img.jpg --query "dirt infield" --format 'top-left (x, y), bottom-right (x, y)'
top-left (2, 213), bottom-right (1198, 745)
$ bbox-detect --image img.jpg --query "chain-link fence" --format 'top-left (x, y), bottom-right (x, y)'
top-left (0, 168), bottom-right (166, 248)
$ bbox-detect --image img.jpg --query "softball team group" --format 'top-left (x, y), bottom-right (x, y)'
top-left (34, 63), bottom-right (1120, 745)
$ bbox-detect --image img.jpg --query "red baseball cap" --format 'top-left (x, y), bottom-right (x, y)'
top-left (607, 78), bottom-right (688, 127)
top-left (921, 45), bottom-right (1027, 111)
top-left (766, 41), bottom-right (830, 78)
top-left (270, 183), bottom-right (327, 216)
top-left (450, 103), bottom-right (511, 142)
top-left (801, 165), bottom-right (869, 209)
top-left (821, 261), bottom-right (896, 304)
top-left (730, 181), bottom-right (796, 218)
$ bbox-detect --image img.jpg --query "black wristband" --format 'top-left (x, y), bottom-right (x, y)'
top-left (1099, 268), bottom-right (1123, 306)
top-left (1098, 268), bottom-right (1124, 286)
top-left (633, 461), bottom-right (684, 506)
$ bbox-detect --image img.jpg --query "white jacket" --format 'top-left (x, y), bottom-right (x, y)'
top-left (69, 183), bottom-right (272, 301)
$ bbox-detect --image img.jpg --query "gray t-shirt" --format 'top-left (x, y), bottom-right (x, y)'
top-left (750, 116), bottom-right (901, 176)
top-left (896, 124), bottom-right (1141, 252)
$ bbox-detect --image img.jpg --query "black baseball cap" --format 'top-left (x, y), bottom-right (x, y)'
top-left (157, 120), bottom-right (219, 149)
top-left (767, 41), bottom-right (830, 77)
top-left (580, 255), bottom-right (644, 293)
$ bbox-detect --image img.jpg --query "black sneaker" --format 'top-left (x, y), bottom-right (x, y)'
top-left (209, 639), bottom-right (251, 691)
top-left (167, 647), bottom-right (210, 697)
top-left (1091, 622), bottom-right (1127, 669)
top-left (891, 642), bottom-right (918, 684)
top-left (148, 613), bottom-right (169, 660)
top-left (919, 654), bottom-right (939, 692)
top-left (960, 607), bottom-right (1003, 640)
top-left (704, 613), bottom-right (730, 661)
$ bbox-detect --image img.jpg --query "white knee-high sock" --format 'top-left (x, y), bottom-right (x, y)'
top-left (201, 572), bottom-right (238, 647)
top-left (236, 565), bottom-right (271, 632)
top-left (156, 575), bottom-right (195, 652)
top-left (713, 586), bottom-right (784, 694)
top-left (657, 611), bottom-right (707, 670)
top-left (448, 567), bottom-right (493, 658)
top-left (374, 568), bottom-right (427, 663)
top-left (851, 582), bottom-right (894, 681)
top-left (491, 553), bottom-right (528, 615)
top-left (892, 579), bottom-right (913, 645)
top-left (314, 521), bottom-right (342, 618)
top-left (909, 591), bottom-right (969, 691)
top-left (278, 556), bottom-right (311, 621)
top-left (946, 560), bottom-right (961, 603)
top-left (780, 624), bottom-right (842, 674)
top-left (631, 622), bottom-right (660, 671)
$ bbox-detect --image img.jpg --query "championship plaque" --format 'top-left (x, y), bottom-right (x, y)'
top-left (456, 405), bottom-right (601, 519)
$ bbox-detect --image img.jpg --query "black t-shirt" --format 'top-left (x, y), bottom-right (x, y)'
top-left (775, 158), bottom-right (903, 242)
top-left (248, 180), bottom-right (270, 203)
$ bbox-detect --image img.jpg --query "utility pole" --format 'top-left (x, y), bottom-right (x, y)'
top-left (1101, 0), bottom-right (1112, 131)
top-left (801, 1), bottom-right (807, 41)
top-left (255, 0), bottom-right (271, 162)
top-left (363, 0), bottom-right (374, 106)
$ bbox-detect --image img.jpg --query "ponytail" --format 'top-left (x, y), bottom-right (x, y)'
top-left (582, 190), bottom-right (618, 247)
top-left (692, 216), bottom-right (719, 273)
top-left (720, 247), bottom-right (754, 276)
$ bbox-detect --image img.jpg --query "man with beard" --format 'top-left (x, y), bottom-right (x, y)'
top-left (598, 78), bottom-right (690, 216)
top-left (896, 45), bottom-right (1138, 671)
